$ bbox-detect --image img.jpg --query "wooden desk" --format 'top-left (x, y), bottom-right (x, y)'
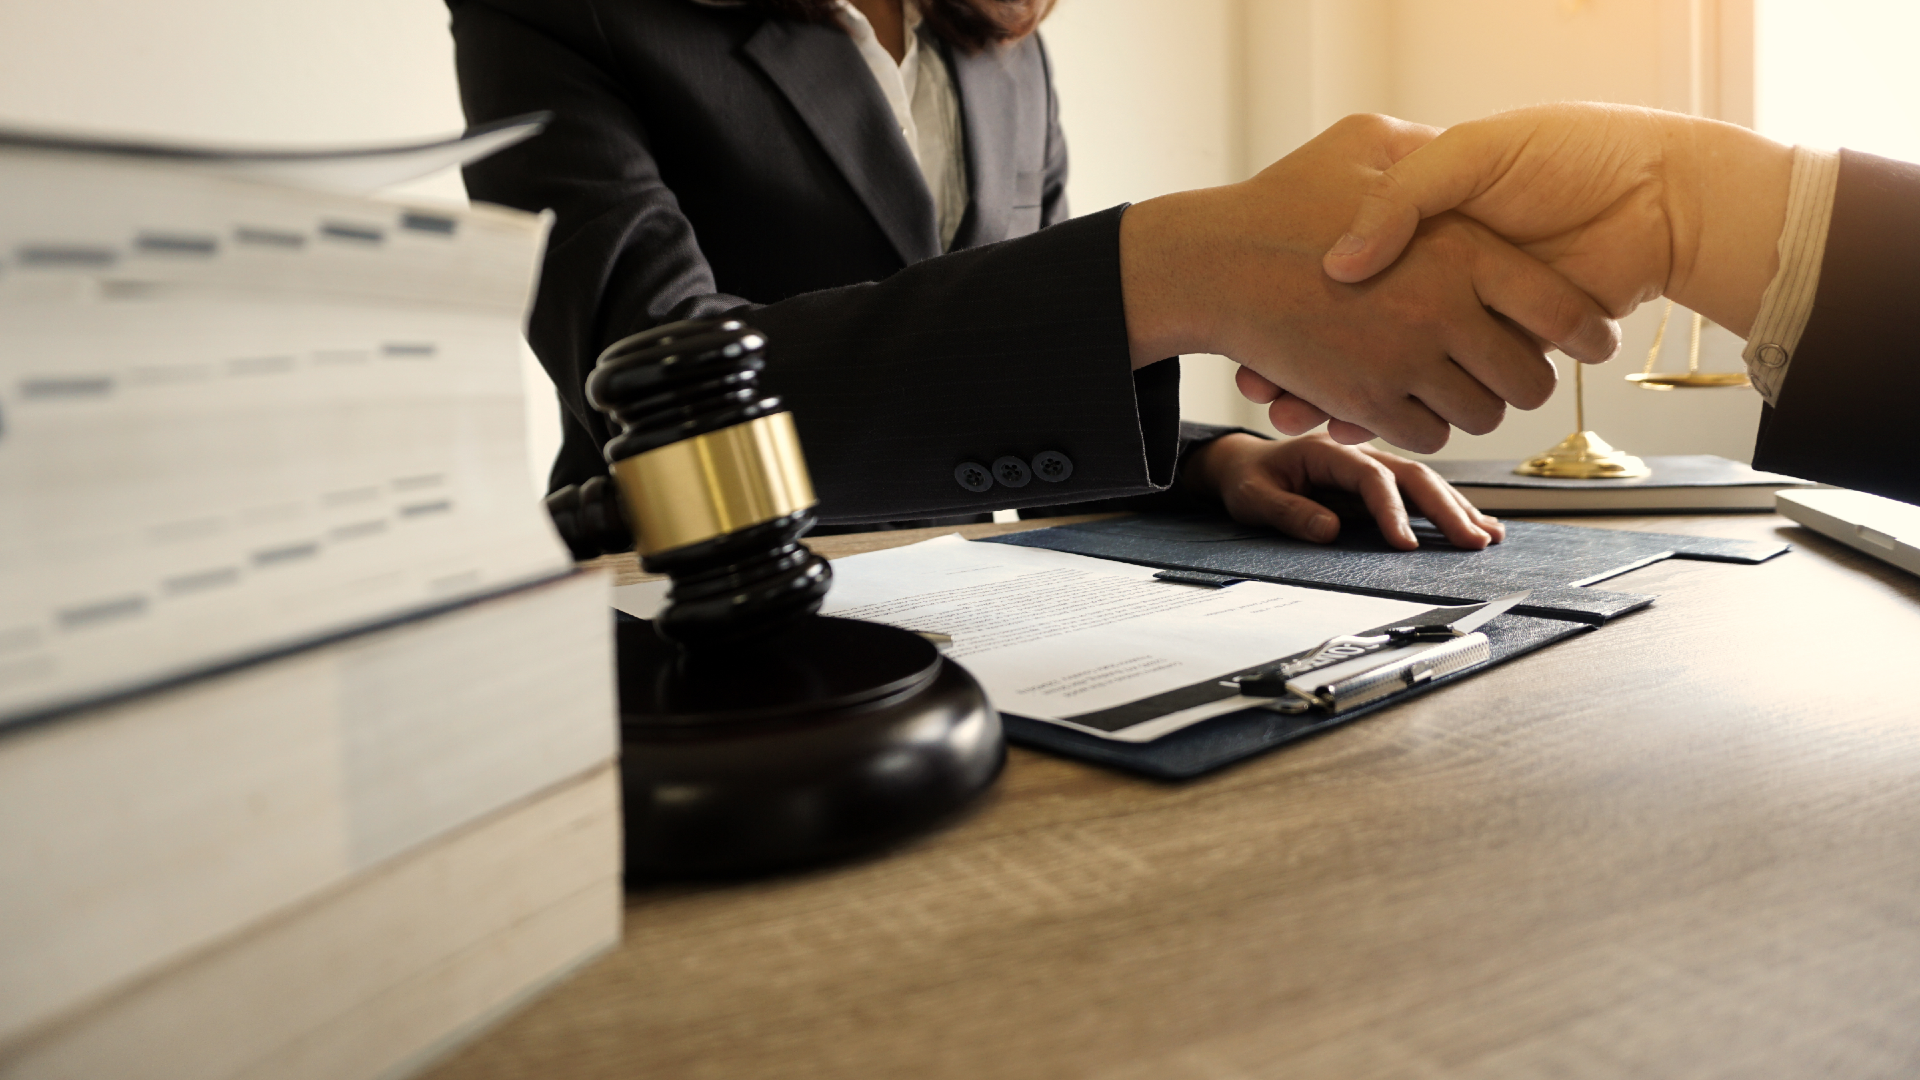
top-left (424, 514), bottom-right (1920, 1080)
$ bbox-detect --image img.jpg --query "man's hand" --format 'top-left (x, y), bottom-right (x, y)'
top-left (1120, 114), bottom-right (1620, 454)
top-left (1183, 433), bottom-right (1504, 551)
top-left (1319, 104), bottom-right (1794, 337)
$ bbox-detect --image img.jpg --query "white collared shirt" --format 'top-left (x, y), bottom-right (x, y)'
top-left (835, 1), bottom-right (970, 250)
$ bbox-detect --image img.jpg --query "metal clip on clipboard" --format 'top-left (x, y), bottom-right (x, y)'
top-left (1230, 591), bottom-right (1529, 716)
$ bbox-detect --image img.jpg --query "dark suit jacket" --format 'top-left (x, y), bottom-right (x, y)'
top-left (448, 0), bottom-right (1227, 525)
top-left (1754, 150), bottom-right (1920, 504)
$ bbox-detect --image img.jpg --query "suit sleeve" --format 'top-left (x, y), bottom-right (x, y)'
top-left (1023, 27), bottom-right (1244, 512)
top-left (1753, 149), bottom-right (1920, 505)
top-left (450, 0), bottom-right (1182, 525)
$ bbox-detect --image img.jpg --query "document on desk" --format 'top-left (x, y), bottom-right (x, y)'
top-left (618, 535), bottom-right (1431, 742)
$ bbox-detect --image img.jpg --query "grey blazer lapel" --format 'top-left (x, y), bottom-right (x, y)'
top-left (945, 40), bottom-right (1018, 249)
top-left (743, 18), bottom-right (940, 265)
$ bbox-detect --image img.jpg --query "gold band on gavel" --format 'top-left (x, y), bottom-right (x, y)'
top-left (610, 411), bottom-right (817, 555)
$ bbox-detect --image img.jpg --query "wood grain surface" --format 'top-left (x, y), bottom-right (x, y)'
top-left (432, 514), bottom-right (1920, 1080)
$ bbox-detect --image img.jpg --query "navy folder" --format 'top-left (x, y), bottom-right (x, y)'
top-left (981, 513), bottom-right (1787, 778)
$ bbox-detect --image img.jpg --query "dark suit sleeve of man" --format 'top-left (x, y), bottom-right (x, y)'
top-left (1753, 150), bottom-right (1920, 504)
top-left (449, 0), bottom-right (1220, 526)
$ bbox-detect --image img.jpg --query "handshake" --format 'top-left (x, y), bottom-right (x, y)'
top-left (1119, 103), bottom-right (1795, 453)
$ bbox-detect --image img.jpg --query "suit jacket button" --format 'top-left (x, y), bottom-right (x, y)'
top-left (1032, 451), bottom-right (1073, 482)
top-left (954, 462), bottom-right (993, 492)
top-left (993, 456), bottom-right (1032, 488)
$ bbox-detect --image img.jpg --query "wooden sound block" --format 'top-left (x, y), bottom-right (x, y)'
top-left (615, 616), bottom-right (1003, 879)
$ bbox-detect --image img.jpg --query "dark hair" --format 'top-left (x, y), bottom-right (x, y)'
top-left (750, 0), bottom-right (1055, 53)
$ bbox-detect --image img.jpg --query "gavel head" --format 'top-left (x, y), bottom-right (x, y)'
top-left (544, 319), bottom-right (831, 647)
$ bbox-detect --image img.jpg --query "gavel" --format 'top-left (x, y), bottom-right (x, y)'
top-left (545, 318), bottom-right (1003, 879)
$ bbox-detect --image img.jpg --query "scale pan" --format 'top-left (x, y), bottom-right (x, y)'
top-left (1627, 371), bottom-right (1751, 389)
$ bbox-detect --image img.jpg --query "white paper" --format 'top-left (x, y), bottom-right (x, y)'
top-left (608, 535), bottom-right (1430, 741)
top-left (824, 535), bottom-right (1426, 724)
top-left (611, 578), bottom-right (673, 621)
top-left (0, 115), bottom-right (547, 194)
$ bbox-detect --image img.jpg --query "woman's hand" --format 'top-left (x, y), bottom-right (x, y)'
top-left (1121, 113), bottom-right (1620, 454)
top-left (1237, 105), bottom-right (1795, 439)
top-left (1183, 433), bottom-right (1504, 551)
top-left (1318, 103), bottom-right (1793, 337)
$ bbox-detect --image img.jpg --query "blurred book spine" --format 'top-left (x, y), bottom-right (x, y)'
top-left (0, 137), bottom-right (568, 727)
top-left (1429, 455), bottom-right (1810, 513)
top-left (0, 128), bottom-right (618, 1080)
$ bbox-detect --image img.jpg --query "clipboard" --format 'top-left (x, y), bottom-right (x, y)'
top-left (985, 512), bottom-right (1787, 778)
top-left (1001, 610), bottom-right (1585, 778)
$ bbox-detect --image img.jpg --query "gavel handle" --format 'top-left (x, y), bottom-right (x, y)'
top-left (544, 475), bottom-right (632, 561)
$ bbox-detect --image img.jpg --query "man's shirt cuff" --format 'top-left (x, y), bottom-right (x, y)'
top-left (1741, 146), bottom-right (1839, 406)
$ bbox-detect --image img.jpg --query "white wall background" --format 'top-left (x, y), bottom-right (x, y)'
top-left (1756, 0), bottom-right (1920, 163)
top-left (0, 1), bottom-right (468, 200)
top-left (1042, 0), bottom-right (1252, 437)
top-left (0, 0), bottom-right (1801, 483)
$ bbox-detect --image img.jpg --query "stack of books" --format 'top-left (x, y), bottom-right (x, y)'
top-left (0, 125), bottom-right (619, 1079)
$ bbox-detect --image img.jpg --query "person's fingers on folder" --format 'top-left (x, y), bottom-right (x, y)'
top-left (1199, 433), bottom-right (1501, 551)
top-left (1367, 447), bottom-right (1506, 548)
top-left (1330, 443), bottom-right (1504, 550)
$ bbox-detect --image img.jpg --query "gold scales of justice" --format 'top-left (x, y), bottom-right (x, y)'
top-left (1515, 300), bottom-right (1750, 479)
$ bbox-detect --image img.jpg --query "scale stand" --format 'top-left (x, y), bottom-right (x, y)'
top-left (1514, 363), bottom-right (1650, 479)
top-left (1627, 300), bottom-right (1751, 390)
top-left (1517, 301), bottom-right (1751, 480)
